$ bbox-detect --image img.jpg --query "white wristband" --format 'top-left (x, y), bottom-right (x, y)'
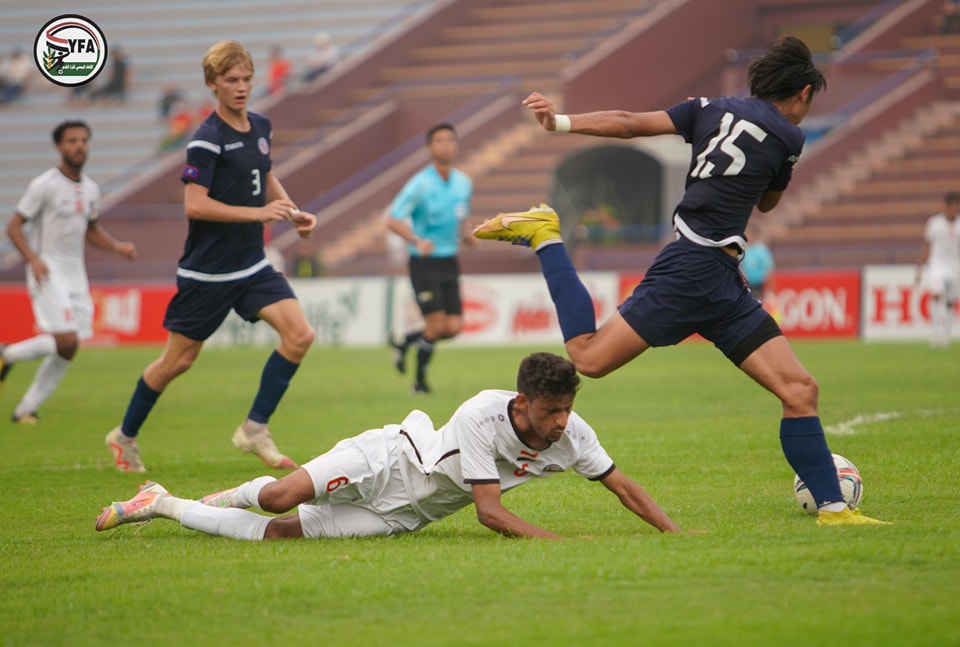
top-left (554, 114), bottom-right (571, 133)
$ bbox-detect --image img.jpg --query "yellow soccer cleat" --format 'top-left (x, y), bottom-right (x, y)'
top-left (816, 507), bottom-right (892, 526)
top-left (473, 204), bottom-right (561, 250)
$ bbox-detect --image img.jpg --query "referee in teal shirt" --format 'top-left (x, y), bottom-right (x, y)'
top-left (387, 123), bottom-right (473, 393)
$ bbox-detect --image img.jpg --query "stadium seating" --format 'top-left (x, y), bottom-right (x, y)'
top-left (0, 0), bottom-right (432, 274)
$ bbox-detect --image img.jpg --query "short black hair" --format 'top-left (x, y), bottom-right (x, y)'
top-left (426, 122), bottom-right (456, 144)
top-left (53, 120), bottom-right (91, 144)
top-left (945, 192), bottom-right (960, 204)
top-left (516, 352), bottom-right (581, 400)
top-left (748, 35), bottom-right (826, 102)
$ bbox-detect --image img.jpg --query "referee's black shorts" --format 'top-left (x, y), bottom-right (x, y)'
top-left (408, 256), bottom-right (462, 316)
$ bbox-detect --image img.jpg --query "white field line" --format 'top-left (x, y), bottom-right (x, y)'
top-left (825, 407), bottom-right (960, 435)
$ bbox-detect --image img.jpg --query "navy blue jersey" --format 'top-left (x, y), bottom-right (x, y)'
top-left (178, 111), bottom-right (273, 278)
top-left (667, 97), bottom-right (804, 242)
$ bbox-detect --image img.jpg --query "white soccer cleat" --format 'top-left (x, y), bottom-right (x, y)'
top-left (231, 425), bottom-right (298, 470)
top-left (105, 426), bottom-right (147, 473)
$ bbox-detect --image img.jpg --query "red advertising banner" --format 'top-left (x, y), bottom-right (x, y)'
top-left (0, 285), bottom-right (174, 346)
top-left (771, 270), bottom-right (860, 338)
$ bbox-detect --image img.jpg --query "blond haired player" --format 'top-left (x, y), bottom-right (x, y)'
top-left (104, 40), bottom-right (317, 473)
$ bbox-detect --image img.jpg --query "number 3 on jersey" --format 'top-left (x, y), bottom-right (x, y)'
top-left (691, 112), bottom-right (767, 179)
top-left (251, 169), bottom-right (262, 196)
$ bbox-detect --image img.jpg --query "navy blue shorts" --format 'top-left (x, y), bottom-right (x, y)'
top-left (409, 256), bottom-right (462, 316)
top-left (163, 266), bottom-right (297, 341)
top-left (619, 237), bottom-right (771, 361)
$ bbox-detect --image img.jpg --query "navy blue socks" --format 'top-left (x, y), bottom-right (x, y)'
top-left (536, 244), bottom-right (597, 341)
top-left (780, 416), bottom-right (844, 507)
top-left (121, 376), bottom-right (161, 438)
top-left (248, 350), bottom-right (299, 424)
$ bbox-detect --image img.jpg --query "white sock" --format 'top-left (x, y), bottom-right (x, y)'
top-left (819, 502), bottom-right (847, 513)
top-left (241, 419), bottom-right (268, 435)
top-left (155, 495), bottom-right (192, 521)
top-left (933, 299), bottom-right (948, 343)
top-left (180, 501), bottom-right (271, 540)
top-left (14, 354), bottom-right (71, 417)
top-left (4, 334), bottom-right (57, 363)
top-left (234, 476), bottom-right (277, 510)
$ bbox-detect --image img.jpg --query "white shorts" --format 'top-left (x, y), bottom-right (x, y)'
top-left (924, 266), bottom-right (960, 300)
top-left (29, 278), bottom-right (93, 339)
top-left (297, 428), bottom-right (427, 539)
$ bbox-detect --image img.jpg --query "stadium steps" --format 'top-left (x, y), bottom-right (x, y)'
top-left (773, 98), bottom-right (960, 267)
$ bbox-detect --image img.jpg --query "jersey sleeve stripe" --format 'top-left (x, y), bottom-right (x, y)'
top-left (587, 462), bottom-right (616, 481)
top-left (186, 140), bottom-right (221, 155)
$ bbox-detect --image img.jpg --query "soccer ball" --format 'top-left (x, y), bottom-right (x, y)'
top-left (793, 453), bottom-right (863, 515)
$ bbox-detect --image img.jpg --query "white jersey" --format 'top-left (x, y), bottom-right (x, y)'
top-left (15, 167), bottom-right (100, 293)
top-left (396, 390), bottom-right (615, 522)
top-left (923, 213), bottom-right (960, 278)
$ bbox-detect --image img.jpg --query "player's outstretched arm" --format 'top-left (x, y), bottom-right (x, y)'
top-left (599, 468), bottom-right (682, 533)
top-left (471, 483), bottom-right (563, 539)
top-left (522, 91), bottom-right (677, 139)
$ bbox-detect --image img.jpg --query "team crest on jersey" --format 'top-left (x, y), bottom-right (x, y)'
top-left (33, 14), bottom-right (108, 88)
top-left (543, 464), bottom-right (564, 473)
top-left (258, 137), bottom-right (269, 155)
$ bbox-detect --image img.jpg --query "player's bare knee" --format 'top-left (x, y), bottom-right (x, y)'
top-left (285, 324), bottom-right (315, 354)
top-left (781, 374), bottom-right (819, 413)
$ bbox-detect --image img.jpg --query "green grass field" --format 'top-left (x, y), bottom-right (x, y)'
top-left (1, 341), bottom-right (958, 646)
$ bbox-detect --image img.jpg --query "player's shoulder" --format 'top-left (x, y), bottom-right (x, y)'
top-left (247, 111), bottom-right (272, 135)
top-left (190, 111), bottom-right (223, 144)
top-left (450, 167), bottom-right (473, 187)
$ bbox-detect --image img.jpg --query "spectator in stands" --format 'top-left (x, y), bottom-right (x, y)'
top-left (942, 0), bottom-right (960, 34)
top-left (158, 98), bottom-right (194, 150)
top-left (386, 123), bottom-right (473, 394)
top-left (290, 239), bottom-right (322, 277)
top-left (303, 32), bottom-right (340, 83)
top-left (0, 48), bottom-right (32, 105)
top-left (158, 85), bottom-right (184, 120)
top-left (90, 45), bottom-right (130, 104)
top-left (266, 45), bottom-right (292, 95)
top-left (916, 191), bottom-right (960, 348)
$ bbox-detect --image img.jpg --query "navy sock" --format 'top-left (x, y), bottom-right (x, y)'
top-left (780, 417), bottom-right (844, 507)
top-left (247, 350), bottom-right (299, 424)
top-left (536, 244), bottom-right (596, 341)
top-left (416, 336), bottom-right (435, 384)
top-left (121, 376), bottom-right (161, 438)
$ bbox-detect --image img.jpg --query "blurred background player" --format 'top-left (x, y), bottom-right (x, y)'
top-left (96, 352), bottom-right (690, 540)
top-left (475, 36), bottom-right (888, 526)
top-left (104, 40), bottom-right (317, 473)
top-left (916, 191), bottom-right (960, 348)
top-left (741, 220), bottom-right (776, 302)
top-left (0, 121), bottom-right (136, 422)
top-left (386, 123), bottom-right (473, 394)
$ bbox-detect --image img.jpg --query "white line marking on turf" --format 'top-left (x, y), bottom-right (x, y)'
top-left (825, 407), bottom-right (960, 435)
top-left (825, 412), bottom-right (901, 435)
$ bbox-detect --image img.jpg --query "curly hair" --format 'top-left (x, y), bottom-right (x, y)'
top-left (748, 35), bottom-right (826, 102)
top-left (516, 352), bottom-right (580, 400)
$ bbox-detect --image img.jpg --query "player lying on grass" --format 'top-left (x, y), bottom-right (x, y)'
top-left (96, 352), bottom-right (690, 540)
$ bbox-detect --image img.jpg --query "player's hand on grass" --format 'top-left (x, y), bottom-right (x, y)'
top-left (522, 91), bottom-right (558, 131)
